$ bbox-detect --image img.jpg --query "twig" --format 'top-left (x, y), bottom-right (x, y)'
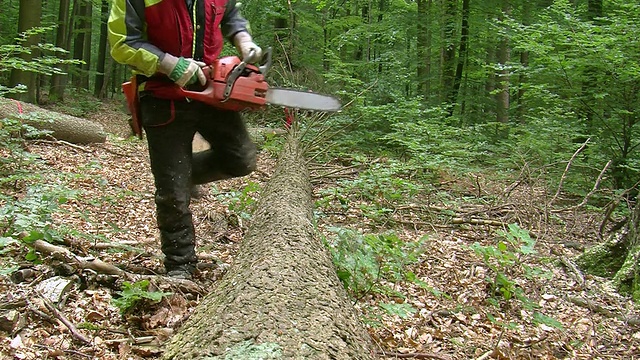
top-left (37, 292), bottom-right (91, 344)
top-left (378, 350), bottom-right (451, 360)
top-left (566, 296), bottom-right (640, 326)
top-left (552, 160), bottom-right (612, 213)
top-left (558, 256), bottom-right (585, 288)
top-left (32, 139), bottom-right (92, 153)
top-left (549, 138), bottom-right (590, 207)
top-left (33, 344), bottom-right (93, 359)
top-left (450, 218), bottom-right (505, 227)
top-left (474, 350), bottom-right (494, 360)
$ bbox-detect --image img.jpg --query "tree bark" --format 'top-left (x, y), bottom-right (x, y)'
top-left (440, 0), bottom-right (457, 103)
top-left (49, 0), bottom-right (71, 102)
top-left (577, 195), bottom-right (640, 301)
top-left (9, 0), bottom-right (43, 104)
top-left (162, 135), bottom-right (375, 359)
top-left (0, 97), bottom-right (106, 144)
top-left (449, 0), bottom-right (470, 115)
top-left (495, 0), bottom-right (511, 124)
top-left (80, 1), bottom-right (93, 90)
top-left (94, 0), bottom-right (109, 98)
top-left (416, 0), bottom-right (431, 102)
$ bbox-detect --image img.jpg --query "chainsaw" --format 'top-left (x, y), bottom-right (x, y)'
top-left (181, 48), bottom-right (341, 112)
top-left (122, 48), bottom-right (341, 138)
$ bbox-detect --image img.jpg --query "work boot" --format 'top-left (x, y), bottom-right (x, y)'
top-left (166, 263), bottom-right (196, 280)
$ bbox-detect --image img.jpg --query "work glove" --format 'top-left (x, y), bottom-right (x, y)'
top-left (233, 31), bottom-right (262, 62)
top-left (158, 54), bottom-right (207, 87)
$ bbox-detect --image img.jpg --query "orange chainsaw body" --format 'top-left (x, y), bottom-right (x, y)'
top-left (180, 56), bottom-right (269, 112)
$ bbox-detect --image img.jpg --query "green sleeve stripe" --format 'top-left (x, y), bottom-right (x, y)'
top-left (108, 0), bottom-right (162, 76)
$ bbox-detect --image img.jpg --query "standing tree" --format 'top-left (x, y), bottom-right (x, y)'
top-left (94, 0), bottom-right (109, 98)
top-left (495, 0), bottom-right (510, 124)
top-left (449, 0), bottom-right (470, 115)
top-left (9, 0), bottom-right (42, 103)
top-left (49, 0), bottom-right (71, 101)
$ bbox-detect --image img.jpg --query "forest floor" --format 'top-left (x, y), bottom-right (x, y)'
top-left (0, 100), bottom-right (639, 360)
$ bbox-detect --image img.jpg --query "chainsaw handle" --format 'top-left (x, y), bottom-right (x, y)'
top-left (178, 81), bottom-right (218, 106)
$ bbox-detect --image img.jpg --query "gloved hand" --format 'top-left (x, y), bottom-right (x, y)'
top-left (158, 54), bottom-right (207, 87)
top-left (233, 31), bottom-right (262, 62)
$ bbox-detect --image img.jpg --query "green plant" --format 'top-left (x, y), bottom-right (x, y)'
top-left (0, 26), bottom-right (82, 96)
top-left (325, 227), bottom-right (427, 300)
top-left (0, 115), bottom-right (53, 184)
top-left (215, 182), bottom-right (261, 220)
top-left (0, 184), bottom-right (78, 244)
top-left (470, 223), bottom-right (562, 329)
top-left (112, 280), bottom-right (172, 314)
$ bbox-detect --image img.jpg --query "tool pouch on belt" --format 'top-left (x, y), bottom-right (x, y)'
top-left (122, 77), bottom-right (142, 139)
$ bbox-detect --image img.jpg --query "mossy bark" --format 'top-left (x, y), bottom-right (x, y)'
top-left (577, 195), bottom-right (640, 301)
top-left (0, 97), bottom-right (107, 144)
top-left (162, 135), bottom-right (376, 359)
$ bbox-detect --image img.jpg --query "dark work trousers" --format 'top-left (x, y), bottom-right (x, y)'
top-left (139, 96), bottom-right (257, 271)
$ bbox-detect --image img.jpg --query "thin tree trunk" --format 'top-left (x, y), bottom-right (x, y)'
top-left (495, 0), bottom-right (511, 124)
top-left (449, 0), bottom-right (470, 115)
top-left (515, 0), bottom-right (531, 122)
top-left (81, 1), bottom-right (93, 89)
top-left (94, 0), bottom-right (109, 98)
top-left (441, 0), bottom-right (457, 103)
top-left (162, 134), bottom-right (375, 359)
top-left (416, 0), bottom-right (431, 101)
top-left (50, 0), bottom-right (71, 101)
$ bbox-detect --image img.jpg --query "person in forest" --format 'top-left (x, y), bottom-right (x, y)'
top-left (107, 0), bottom-right (262, 279)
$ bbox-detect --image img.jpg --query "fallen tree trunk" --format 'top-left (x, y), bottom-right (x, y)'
top-left (163, 134), bottom-right (376, 359)
top-left (0, 97), bottom-right (107, 144)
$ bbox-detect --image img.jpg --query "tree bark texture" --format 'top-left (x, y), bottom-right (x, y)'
top-left (0, 97), bottom-right (106, 144)
top-left (9, 0), bottom-right (42, 104)
top-left (94, 0), bottom-right (109, 98)
top-left (162, 136), bottom-right (376, 359)
top-left (495, 0), bottom-right (511, 124)
top-left (49, 0), bottom-right (71, 101)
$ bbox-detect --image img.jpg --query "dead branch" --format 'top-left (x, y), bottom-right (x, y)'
top-left (378, 350), bottom-right (452, 360)
top-left (33, 239), bottom-right (125, 276)
top-left (37, 292), bottom-right (91, 344)
top-left (566, 296), bottom-right (640, 326)
top-left (32, 239), bottom-right (205, 294)
top-left (549, 138), bottom-right (590, 207)
top-left (450, 218), bottom-right (505, 227)
top-left (552, 160), bottom-right (612, 213)
top-left (558, 256), bottom-right (585, 288)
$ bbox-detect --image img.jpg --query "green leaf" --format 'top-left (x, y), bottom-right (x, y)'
top-left (533, 312), bottom-right (564, 329)
top-left (379, 302), bottom-right (417, 319)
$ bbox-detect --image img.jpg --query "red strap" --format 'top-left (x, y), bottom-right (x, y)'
top-left (14, 100), bottom-right (23, 114)
top-left (284, 108), bottom-right (294, 129)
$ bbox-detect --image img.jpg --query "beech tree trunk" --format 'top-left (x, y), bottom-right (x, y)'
top-left (162, 135), bottom-right (375, 359)
top-left (9, 0), bottom-right (42, 104)
top-left (49, 0), bottom-right (71, 102)
top-left (495, 0), bottom-right (511, 124)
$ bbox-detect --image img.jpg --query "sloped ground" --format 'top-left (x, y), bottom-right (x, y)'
top-left (0, 102), bottom-right (638, 359)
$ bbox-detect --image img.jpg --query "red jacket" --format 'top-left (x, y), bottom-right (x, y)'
top-left (109, 0), bottom-right (249, 96)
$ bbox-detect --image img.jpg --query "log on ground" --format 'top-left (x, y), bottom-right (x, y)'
top-left (0, 97), bottom-right (107, 144)
top-left (163, 135), bottom-right (376, 359)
